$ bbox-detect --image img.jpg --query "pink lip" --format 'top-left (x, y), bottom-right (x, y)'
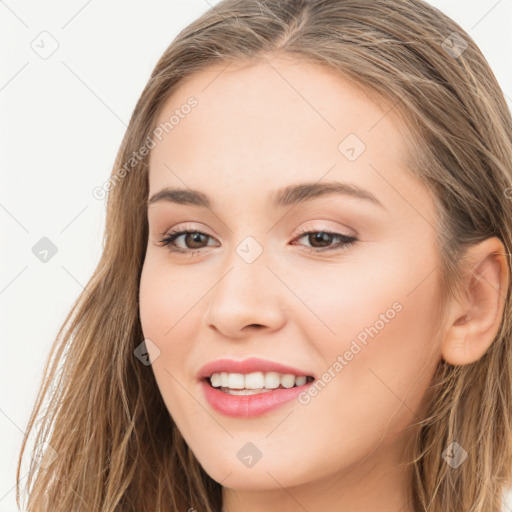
top-left (200, 380), bottom-right (314, 418)
top-left (196, 356), bottom-right (315, 381)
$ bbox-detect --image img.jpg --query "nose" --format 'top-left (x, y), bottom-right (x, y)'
top-left (203, 250), bottom-right (288, 339)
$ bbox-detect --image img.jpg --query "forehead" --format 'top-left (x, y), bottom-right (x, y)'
top-left (147, 55), bottom-right (432, 218)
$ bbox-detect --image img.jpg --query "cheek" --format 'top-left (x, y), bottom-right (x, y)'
top-left (139, 256), bottom-right (202, 339)
top-left (279, 237), bottom-right (432, 336)
top-left (294, 290), bottom-right (441, 469)
top-left (138, 259), bottom-right (203, 408)
top-left (292, 250), bottom-right (443, 424)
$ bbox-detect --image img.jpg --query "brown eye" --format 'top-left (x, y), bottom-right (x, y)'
top-left (307, 232), bottom-right (335, 248)
top-left (159, 229), bottom-right (217, 254)
top-left (293, 229), bottom-right (358, 253)
top-left (182, 232), bottom-right (209, 249)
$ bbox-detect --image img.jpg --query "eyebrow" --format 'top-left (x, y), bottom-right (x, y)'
top-left (147, 181), bottom-right (385, 210)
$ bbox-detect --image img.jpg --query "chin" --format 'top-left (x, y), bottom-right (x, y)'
top-left (197, 451), bottom-right (312, 491)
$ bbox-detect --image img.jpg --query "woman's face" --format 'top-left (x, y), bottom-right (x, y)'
top-left (139, 55), bottom-right (445, 501)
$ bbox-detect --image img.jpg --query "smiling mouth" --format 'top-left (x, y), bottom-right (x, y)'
top-left (204, 372), bottom-right (315, 395)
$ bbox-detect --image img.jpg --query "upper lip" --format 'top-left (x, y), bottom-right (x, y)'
top-left (197, 357), bottom-right (316, 381)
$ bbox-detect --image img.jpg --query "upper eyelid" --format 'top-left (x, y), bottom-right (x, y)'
top-left (163, 218), bottom-right (354, 235)
top-left (164, 226), bottom-right (352, 237)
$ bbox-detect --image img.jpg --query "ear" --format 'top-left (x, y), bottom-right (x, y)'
top-left (442, 237), bottom-right (510, 366)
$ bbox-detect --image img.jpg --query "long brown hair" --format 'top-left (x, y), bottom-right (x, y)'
top-left (17, 1), bottom-right (512, 510)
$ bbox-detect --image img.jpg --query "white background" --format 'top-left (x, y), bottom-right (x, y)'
top-left (1, 1), bottom-right (511, 510)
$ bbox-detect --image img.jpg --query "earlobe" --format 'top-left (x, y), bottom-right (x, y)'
top-left (441, 237), bottom-right (509, 366)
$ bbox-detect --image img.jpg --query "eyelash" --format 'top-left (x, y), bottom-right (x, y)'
top-left (157, 225), bottom-right (357, 256)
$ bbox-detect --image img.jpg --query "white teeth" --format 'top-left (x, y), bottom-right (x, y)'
top-left (245, 371), bottom-right (265, 389)
top-left (227, 373), bottom-right (245, 389)
top-left (280, 374), bottom-right (296, 388)
top-left (295, 376), bottom-right (307, 386)
top-left (208, 371), bottom-right (311, 391)
top-left (210, 373), bottom-right (221, 387)
top-left (264, 372), bottom-right (280, 389)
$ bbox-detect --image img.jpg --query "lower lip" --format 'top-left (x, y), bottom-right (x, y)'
top-left (201, 379), bottom-right (313, 418)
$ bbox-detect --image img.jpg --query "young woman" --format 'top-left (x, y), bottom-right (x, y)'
top-left (17, 0), bottom-right (512, 510)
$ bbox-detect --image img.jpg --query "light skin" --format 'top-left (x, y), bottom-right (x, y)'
top-left (138, 54), bottom-right (509, 512)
